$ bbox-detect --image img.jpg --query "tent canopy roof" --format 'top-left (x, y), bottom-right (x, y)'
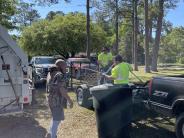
top-left (0, 25), bottom-right (28, 66)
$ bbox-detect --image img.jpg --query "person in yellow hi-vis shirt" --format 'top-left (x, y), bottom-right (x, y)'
top-left (107, 47), bottom-right (113, 64)
top-left (98, 47), bottom-right (113, 71)
top-left (104, 54), bottom-right (132, 85)
top-left (98, 47), bottom-right (113, 84)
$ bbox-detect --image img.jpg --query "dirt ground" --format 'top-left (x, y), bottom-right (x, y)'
top-left (0, 87), bottom-right (176, 138)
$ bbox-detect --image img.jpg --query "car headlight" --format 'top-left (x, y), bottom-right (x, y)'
top-left (35, 68), bottom-right (43, 74)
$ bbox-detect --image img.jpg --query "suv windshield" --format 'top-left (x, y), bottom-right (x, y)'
top-left (35, 57), bottom-right (55, 64)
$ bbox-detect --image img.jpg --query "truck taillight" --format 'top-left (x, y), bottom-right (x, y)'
top-left (148, 79), bottom-right (153, 95)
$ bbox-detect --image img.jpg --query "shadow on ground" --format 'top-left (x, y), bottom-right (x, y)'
top-left (131, 103), bottom-right (176, 138)
top-left (0, 113), bottom-right (47, 138)
top-left (0, 84), bottom-right (50, 138)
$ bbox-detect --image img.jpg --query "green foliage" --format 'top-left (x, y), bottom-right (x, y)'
top-left (0, 0), bottom-right (17, 29)
top-left (93, 0), bottom-right (131, 47)
top-left (159, 27), bottom-right (184, 63)
top-left (119, 20), bottom-right (133, 63)
top-left (19, 19), bottom-right (50, 56)
top-left (179, 57), bottom-right (184, 64)
top-left (45, 11), bottom-right (64, 20)
top-left (19, 13), bottom-right (107, 57)
top-left (13, 2), bottom-right (40, 31)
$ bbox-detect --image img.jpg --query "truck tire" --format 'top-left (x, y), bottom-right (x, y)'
top-left (176, 112), bottom-right (184, 138)
top-left (76, 86), bottom-right (93, 110)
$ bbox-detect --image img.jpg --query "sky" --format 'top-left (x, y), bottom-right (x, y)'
top-left (165, 0), bottom-right (184, 27)
top-left (24, 0), bottom-right (184, 27)
top-left (34, 0), bottom-right (87, 17)
top-left (31, 0), bottom-right (184, 27)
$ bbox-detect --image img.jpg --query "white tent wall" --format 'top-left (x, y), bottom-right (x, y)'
top-left (0, 25), bottom-right (32, 114)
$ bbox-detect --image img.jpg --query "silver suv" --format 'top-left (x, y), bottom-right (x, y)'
top-left (30, 56), bottom-right (55, 85)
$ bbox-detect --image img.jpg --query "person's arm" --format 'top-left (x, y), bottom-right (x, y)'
top-left (59, 86), bottom-right (73, 108)
top-left (46, 73), bottom-right (51, 93)
top-left (104, 74), bottom-right (115, 80)
top-left (98, 53), bottom-right (103, 67)
top-left (103, 66), bottom-right (117, 80)
top-left (57, 74), bottom-right (73, 108)
top-left (97, 60), bottom-right (102, 67)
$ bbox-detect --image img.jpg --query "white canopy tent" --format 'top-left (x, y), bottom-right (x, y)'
top-left (0, 25), bottom-right (31, 115)
top-left (0, 25), bottom-right (28, 67)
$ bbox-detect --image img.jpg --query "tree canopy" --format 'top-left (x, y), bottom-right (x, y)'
top-left (159, 27), bottom-right (184, 64)
top-left (0, 0), bottom-right (17, 29)
top-left (19, 13), bottom-right (107, 57)
top-left (1, 0), bottom-right (183, 71)
top-left (13, 2), bottom-right (40, 31)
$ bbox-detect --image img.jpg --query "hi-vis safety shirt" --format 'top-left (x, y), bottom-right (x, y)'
top-left (98, 53), bottom-right (112, 68)
top-left (108, 52), bottom-right (113, 61)
top-left (111, 62), bottom-right (132, 84)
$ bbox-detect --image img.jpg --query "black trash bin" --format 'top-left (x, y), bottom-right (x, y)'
top-left (90, 84), bottom-right (132, 138)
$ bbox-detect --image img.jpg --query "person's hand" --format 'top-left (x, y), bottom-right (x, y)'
top-left (68, 100), bottom-right (73, 109)
top-left (102, 73), bottom-right (110, 78)
top-left (100, 72), bottom-right (106, 77)
top-left (112, 63), bottom-right (115, 67)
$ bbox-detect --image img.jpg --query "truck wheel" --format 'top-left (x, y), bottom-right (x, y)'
top-left (176, 112), bottom-right (184, 138)
top-left (76, 86), bottom-right (93, 110)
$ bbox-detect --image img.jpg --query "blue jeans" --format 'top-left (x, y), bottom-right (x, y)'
top-left (49, 119), bottom-right (63, 138)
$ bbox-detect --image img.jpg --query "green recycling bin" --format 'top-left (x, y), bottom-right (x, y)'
top-left (90, 84), bottom-right (132, 138)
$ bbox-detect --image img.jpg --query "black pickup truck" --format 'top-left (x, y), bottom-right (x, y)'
top-left (76, 75), bottom-right (184, 138)
top-left (144, 76), bottom-right (184, 138)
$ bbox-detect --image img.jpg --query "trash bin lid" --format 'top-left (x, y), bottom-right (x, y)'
top-left (90, 84), bottom-right (113, 92)
top-left (90, 84), bottom-right (114, 101)
top-left (90, 84), bottom-right (132, 101)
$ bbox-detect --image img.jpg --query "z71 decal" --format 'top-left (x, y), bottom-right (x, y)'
top-left (152, 90), bottom-right (168, 98)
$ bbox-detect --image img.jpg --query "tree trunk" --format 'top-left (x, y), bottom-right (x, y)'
top-left (151, 0), bottom-right (164, 71)
top-left (148, 0), bottom-right (153, 44)
top-left (144, 0), bottom-right (150, 73)
top-left (115, 0), bottom-right (119, 55)
top-left (132, 28), bottom-right (134, 64)
top-left (148, 0), bottom-right (153, 68)
top-left (86, 0), bottom-right (90, 58)
top-left (133, 0), bottom-right (138, 71)
top-left (132, 2), bottom-right (134, 64)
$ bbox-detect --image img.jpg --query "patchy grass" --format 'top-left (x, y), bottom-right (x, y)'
top-left (130, 66), bottom-right (184, 82)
